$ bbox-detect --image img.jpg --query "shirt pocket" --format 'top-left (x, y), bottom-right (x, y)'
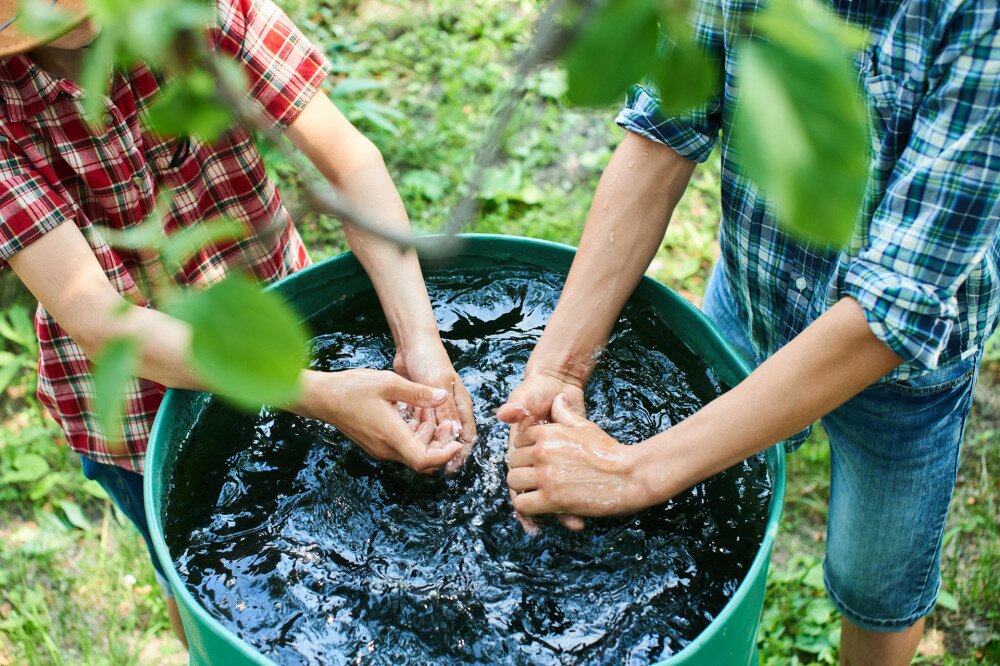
top-left (863, 71), bottom-right (901, 159)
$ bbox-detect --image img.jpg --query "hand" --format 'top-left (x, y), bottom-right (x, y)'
top-left (506, 393), bottom-right (651, 522)
top-left (297, 369), bottom-right (464, 473)
top-left (394, 335), bottom-right (477, 472)
top-left (497, 368), bottom-right (587, 531)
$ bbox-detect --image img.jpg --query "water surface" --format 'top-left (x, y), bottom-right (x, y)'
top-left (166, 267), bottom-right (771, 665)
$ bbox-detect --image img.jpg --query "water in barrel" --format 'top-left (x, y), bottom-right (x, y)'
top-left (164, 267), bottom-right (772, 664)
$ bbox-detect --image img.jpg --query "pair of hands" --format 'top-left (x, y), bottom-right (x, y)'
top-left (298, 334), bottom-right (476, 475)
top-left (497, 368), bottom-right (650, 530)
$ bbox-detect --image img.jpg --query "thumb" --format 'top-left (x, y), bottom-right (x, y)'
top-left (496, 400), bottom-right (530, 424)
top-left (386, 376), bottom-right (449, 408)
top-left (551, 393), bottom-right (589, 428)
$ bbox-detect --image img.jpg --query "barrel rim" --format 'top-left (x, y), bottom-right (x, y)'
top-left (144, 233), bottom-right (786, 664)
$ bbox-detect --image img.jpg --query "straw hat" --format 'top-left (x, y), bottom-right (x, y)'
top-left (0, 0), bottom-right (90, 58)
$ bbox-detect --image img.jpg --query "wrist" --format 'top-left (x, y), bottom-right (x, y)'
top-left (292, 370), bottom-right (338, 422)
top-left (625, 437), bottom-right (686, 509)
top-left (524, 352), bottom-right (592, 389)
top-left (394, 325), bottom-right (444, 356)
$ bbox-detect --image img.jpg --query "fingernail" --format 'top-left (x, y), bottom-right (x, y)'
top-left (431, 388), bottom-right (448, 401)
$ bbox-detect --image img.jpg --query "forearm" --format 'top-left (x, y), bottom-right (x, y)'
top-left (335, 156), bottom-right (439, 345)
top-left (286, 92), bottom-right (438, 347)
top-left (633, 297), bottom-right (903, 502)
top-left (529, 132), bottom-right (695, 382)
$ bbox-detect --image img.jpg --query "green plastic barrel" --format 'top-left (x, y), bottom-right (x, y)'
top-left (145, 234), bottom-right (786, 666)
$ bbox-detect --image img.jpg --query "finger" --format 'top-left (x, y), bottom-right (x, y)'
top-left (507, 443), bottom-right (534, 468)
top-left (386, 375), bottom-right (448, 408)
top-left (509, 488), bottom-right (539, 534)
top-left (411, 441), bottom-right (464, 473)
top-left (514, 422), bottom-right (554, 449)
top-left (564, 391), bottom-right (588, 418)
top-left (415, 420), bottom-right (436, 446)
top-left (434, 419), bottom-right (460, 444)
top-left (560, 514), bottom-right (585, 531)
top-left (496, 400), bottom-right (530, 424)
top-left (506, 467), bottom-right (538, 493)
top-left (512, 490), bottom-right (552, 516)
top-left (551, 393), bottom-right (590, 429)
top-left (454, 383), bottom-right (478, 444)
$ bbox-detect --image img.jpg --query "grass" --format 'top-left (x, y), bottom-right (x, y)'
top-left (1, 0), bottom-right (997, 663)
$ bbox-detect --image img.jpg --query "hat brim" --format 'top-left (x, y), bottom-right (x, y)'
top-left (0, 1), bottom-right (91, 59)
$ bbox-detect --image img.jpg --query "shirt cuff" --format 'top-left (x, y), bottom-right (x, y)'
top-left (614, 85), bottom-right (719, 163)
top-left (842, 258), bottom-right (958, 370)
top-left (0, 204), bottom-right (71, 269)
top-left (269, 49), bottom-right (332, 132)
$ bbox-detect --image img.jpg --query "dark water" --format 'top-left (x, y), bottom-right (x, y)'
top-left (165, 267), bottom-right (771, 665)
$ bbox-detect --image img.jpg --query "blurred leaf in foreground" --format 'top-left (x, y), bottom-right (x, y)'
top-left (92, 337), bottom-right (141, 451)
top-left (564, 0), bottom-right (661, 106)
top-left (733, 0), bottom-right (869, 247)
top-left (170, 274), bottom-right (309, 410)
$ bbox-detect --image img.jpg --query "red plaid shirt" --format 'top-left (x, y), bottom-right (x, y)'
top-left (0, 0), bottom-right (330, 473)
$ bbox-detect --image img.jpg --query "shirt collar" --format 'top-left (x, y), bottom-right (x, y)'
top-left (0, 54), bottom-right (84, 122)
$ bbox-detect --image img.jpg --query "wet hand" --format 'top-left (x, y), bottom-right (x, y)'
top-left (498, 369), bottom-right (587, 531)
top-left (395, 337), bottom-right (477, 472)
top-left (298, 369), bottom-right (464, 474)
top-left (506, 393), bottom-right (648, 522)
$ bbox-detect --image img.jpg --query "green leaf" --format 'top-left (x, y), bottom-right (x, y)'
top-left (0, 305), bottom-right (33, 346)
top-left (0, 359), bottom-right (22, 396)
top-left (79, 30), bottom-right (117, 127)
top-left (2, 453), bottom-right (50, 484)
top-left (936, 589), bottom-right (959, 612)
top-left (535, 69), bottom-right (568, 100)
top-left (29, 472), bottom-right (63, 501)
top-left (59, 500), bottom-right (92, 531)
top-left (98, 216), bottom-right (166, 253)
top-left (16, 0), bottom-right (74, 38)
top-left (401, 170), bottom-right (448, 202)
top-left (802, 558), bottom-right (826, 590)
top-left (732, 0), bottom-right (869, 247)
top-left (92, 337), bottom-right (141, 443)
top-left (651, 17), bottom-right (720, 115)
top-left (331, 78), bottom-right (386, 96)
top-left (804, 597), bottom-right (836, 625)
top-left (564, 0), bottom-right (661, 106)
top-left (146, 69), bottom-right (235, 142)
top-left (170, 274), bottom-right (308, 409)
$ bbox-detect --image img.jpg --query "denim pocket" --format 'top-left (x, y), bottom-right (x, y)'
top-left (877, 355), bottom-right (979, 397)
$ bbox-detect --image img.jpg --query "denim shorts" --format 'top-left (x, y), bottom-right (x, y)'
top-left (80, 456), bottom-right (174, 598)
top-left (702, 263), bottom-right (979, 632)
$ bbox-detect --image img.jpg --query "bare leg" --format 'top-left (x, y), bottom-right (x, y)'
top-left (166, 597), bottom-right (190, 650)
top-left (840, 616), bottom-right (924, 666)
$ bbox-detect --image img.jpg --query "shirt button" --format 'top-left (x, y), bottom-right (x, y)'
top-left (795, 277), bottom-right (808, 291)
top-left (132, 175), bottom-right (145, 190)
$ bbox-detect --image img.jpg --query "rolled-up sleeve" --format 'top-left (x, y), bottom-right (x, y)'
top-left (214, 0), bottom-right (332, 131)
top-left (614, 0), bottom-right (726, 163)
top-left (843, 28), bottom-right (999, 369)
top-left (0, 136), bottom-right (73, 268)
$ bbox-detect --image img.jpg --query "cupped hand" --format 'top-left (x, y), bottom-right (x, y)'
top-left (506, 393), bottom-right (648, 521)
top-left (299, 369), bottom-right (464, 474)
top-left (394, 336), bottom-right (477, 472)
top-left (497, 368), bottom-right (587, 531)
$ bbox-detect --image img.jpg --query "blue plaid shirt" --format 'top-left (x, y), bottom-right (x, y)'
top-left (617, 0), bottom-right (999, 379)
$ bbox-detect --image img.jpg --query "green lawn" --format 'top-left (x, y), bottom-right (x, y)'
top-left (1, 1), bottom-right (997, 664)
